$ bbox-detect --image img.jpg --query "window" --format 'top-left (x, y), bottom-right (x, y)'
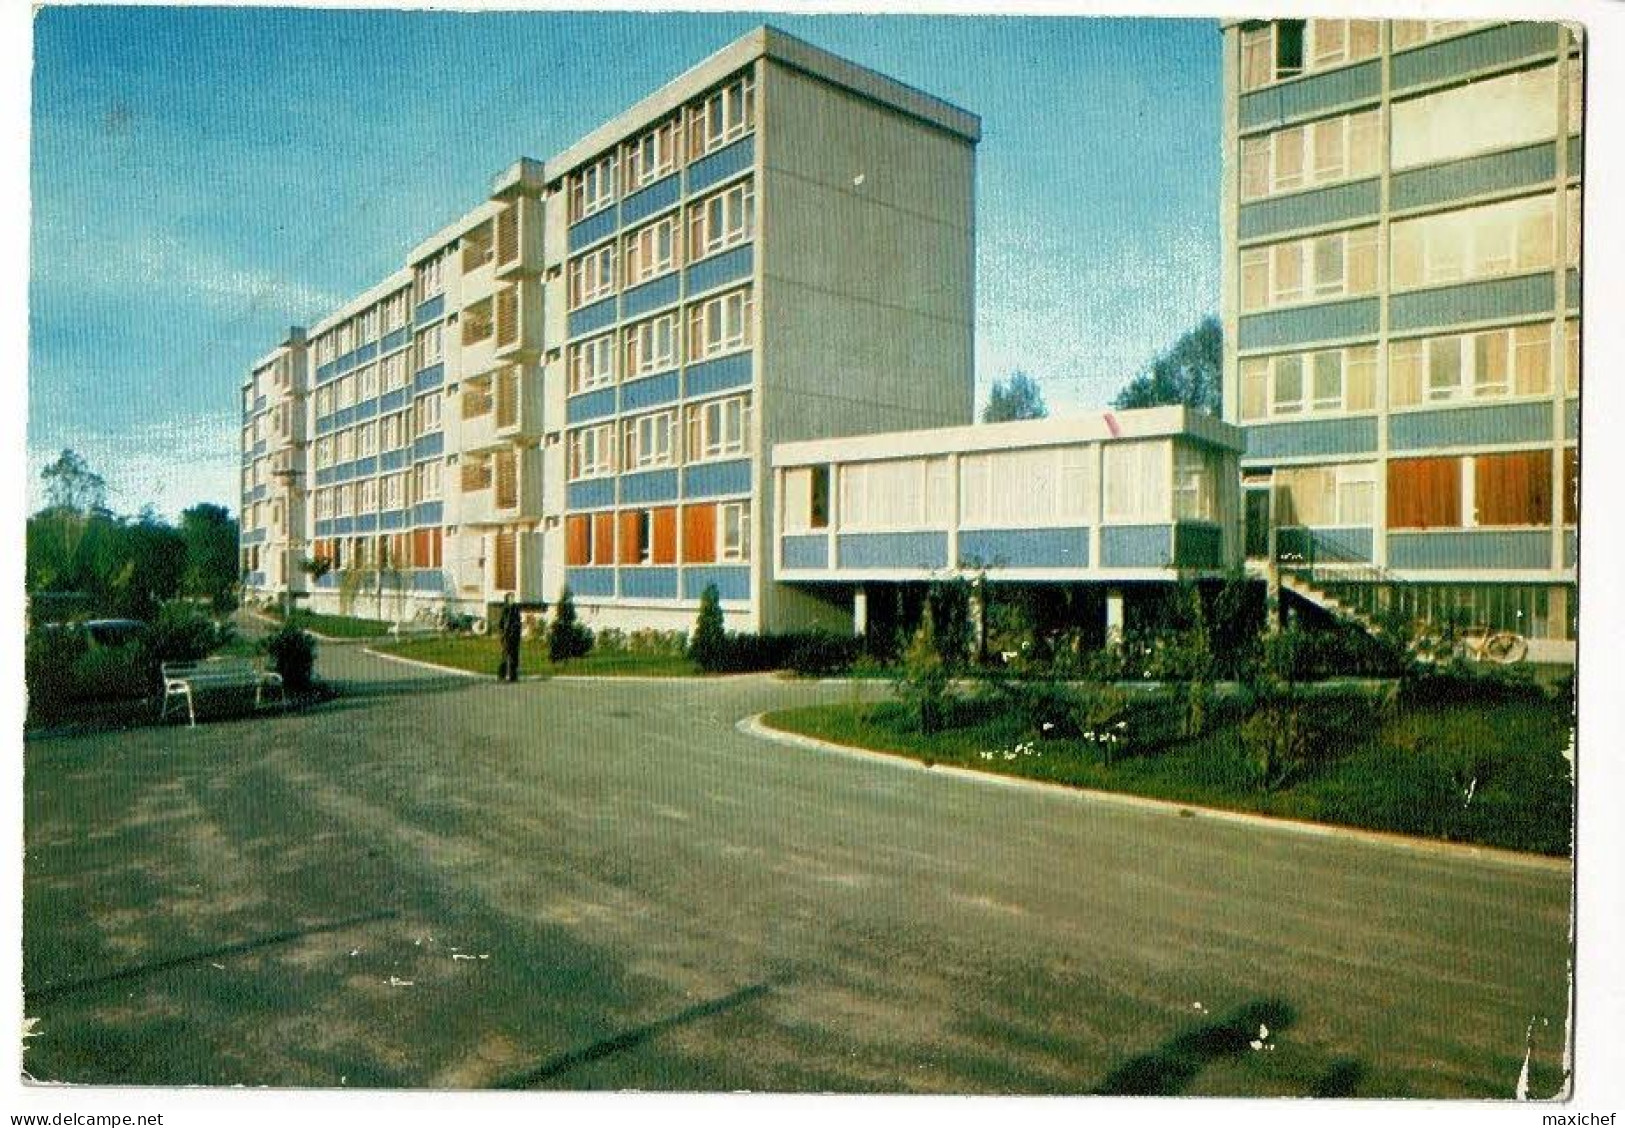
top-left (1389, 324), bottom-right (1553, 408)
top-left (415, 254), bottom-right (444, 302)
top-left (568, 244), bottom-right (616, 309)
top-left (622, 409), bottom-right (677, 469)
top-left (1241, 226), bottom-right (1377, 312)
top-left (1274, 20), bottom-right (1305, 80)
top-left (383, 473), bottom-right (404, 510)
top-left (1102, 441), bottom-right (1171, 523)
top-left (1565, 319), bottom-right (1579, 395)
top-left (626, 118), bottom-right (680, 190)
top-left (567, 334), bottom-right (616, 394)
top-left (381, 412), bottom-right (403, 451)
top-left (1475, 450), bottom-right (1552, 527)
top-left (685, 394), bottom-right (752, 462)
top-left (381, 353), bottom-right (405, 391)
top-left (359, 479), bottom-right (378, 512)
top-left (1275, 463), bottom-right (1375, 526)
top-left (689, 180), bottom-right (755, 260)
top-left (416, 460), bottom-right (442, 502)
top-left (1388, 457), bottom-right (1462, 529)
top-left (336, 484), bottom-right (353, 516)
top-left (1392, 20), bottom-right (1494, 50)
top-left (690, 74), bottom-right (756, 157)
top-left (784, 466), bottom-right (832, 532)
top-left (1240, 110), bottom-right (1380, 201)
top-left (462, 220), bottom-right (494, 272)
top-left (687, 287), bottom-right (753, 360)
top-left (314, 437), bottom-right (333, 469)
top-left (958, 446), bottom-right (1095, 528)
top-left (335, 375), bottom-right (355, 410)
top-left (1390, 194), bottom-right (1555, 290)
top-left (1568, 55), bottom-right (1584, 134)
top-left (1173, 444), bottom-right (1226, 522)
top-left (462, 298), bottom-right (493, 345)
top-left (1392, 66), bottom-right (1557, 171)
top-left (1566, 186), bottom-right (1581, 269)
top-left (719, 501), bottom-right (751, 561)
top-left (567, 423), bottom-right (617, 480)
top-left (358, 422), bottom-right (377, 457)
top-left (1241, 20), bottom-right (1379, 91)
top-left (416, 323), bottom-right (444, 369)
top-left (415, 392), bottom-right (442, 435)
top-left (569, 152), bottom-right (617, 223)
top-left (358, 364), bottom-right (378, 401)
top-left (624, 312), bottom-right (680, 377)
top-left (382, 289), bottom-right (409, 332)
top-left (336, 428), bottom-right (355, 462)
top-left (358, 307), bottom-right (378, 344)
top-left (1563, 447), bottom-right (1578, 526)
top-left (624, 216), bottom-right (679, 286)
top-left (838, 459), bottom-right (950, 531)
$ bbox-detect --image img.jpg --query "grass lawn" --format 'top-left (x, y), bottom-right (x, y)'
top-left (373, 635), bottom-right (699, 677)
top-left (273, 609), bottom-right (396, 638)
top-left (763, 685), bottom-right (1574, 856)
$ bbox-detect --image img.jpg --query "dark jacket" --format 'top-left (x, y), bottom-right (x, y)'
top-left (499, 603), bottom-right (523, 644)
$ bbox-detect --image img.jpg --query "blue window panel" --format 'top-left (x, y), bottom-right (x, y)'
top-left (315, 467), bottom-right (334, 487)
top-left (334, 407), bottom-right (356, 430)
top-left (620, 469), bottom-right (679, 504)
top-left (1239, 178), bottom-right (1379, 241)
top-left (245, 572), bottom-right (265, 588)
top-left (379, 449), bottom-right (409, 473)
top-left (354, 455), bottom-right (378, 477)
top-left (1276, 526), bottom-right (1374, 563)
top-left (1566, 269), bottom-right (1578, 312)
top-left (1389, 274), bottom-right (1553, 333)
top-left (379, 509), bottom-right (406, 531)
top-left (621, 174), bottom-right (681, 226)
top-left (254, 395), bottom-right (268, 414)
top-left (568, 207), bottom-right (618, 253)
top-left (1100, 525), bottom-right (1174, 568)
top-left (355, 342), bottom-right (377, 365)
top-left (781, 534), bottom-right (830, 570)
top-left (377, 571), bottom-right (409, 591)
top-left (681, 565), bottom-right (751, 601)
top-left (335, 462), bottom-right (355, 483)
top-left (567, 297), bottom-right (618, 340)
top-left (1391, 23), bottom-right (1559, 92)
top-left (242, 527), bottom-right (266, 545)
top-left (1567, 136), bottom-right (1582, 177)
top-left (1388, 531), bottom-right (1551, 570)
top-left (620, 568), bottom-right (679, 599)
top-left (355, 513), bottom-right (378, 533)
top-left (565, 387), bottom-right (616, 424)
top-left (314, 520), bottom-right (333, 538)
top-left (566, 478), bottom-right (615, 510)
top-left (687, 135), bottom-right (755, 194)
top-left (957, 527), bottom-right (1089, 570)
top-left (565, 567), bottom-right (616, 598)
top-left (414, 363), bottom-right (445, 393)
top-left (254, 439), bottom-right (267, 456)
top-left (332, 517), bottom-right (354, 536)
top-left (380, 388), bottom-right (409, 414)
top-left (1565, 399), bottom-right (1578, 442)
top-left (1243, 416), bottom-right (1378, 460)
top-left (411, 569), bottom-right (446, 594)
top-left (381, 327), bottom-right (410, 354)
top-left (352, 398), bottom-right (378, 422)
top-left (1174, 523), bottom-right (1224, 568)
top-left (683, 459), bottom-right (752, 498)
top-left (316, 414), bottom-right (335, 435)
top-left (336, 351), bottom-right (357, 375)
top-left (621, 371), bottom-right (680, 411)
top-left (412, 501), bottom-right (444, 526)
top-left (1238, 298), bottom-right (1379, 351)
top-left (1564, 530), bottom-right (1576, 570)
top-left (622, 272), bottom-right (681, 319)
top-left (317, 361), bottom-right (336, 384)
top-left (1389, 402), bottom-right (1551, 450)
top-left (316, 572), bottom-right (340, 590)
top-left (685, 244), bottom-right (753, 295)
top-left (684, 353), bottom-right (752, 398)
top-left (413, 432), bottom-right (445, 461)
top-left (415, 294), bottom-right (445, 325)
top-left (837, 532), bottom-right (948, 570)
top-left (1239, 60), bottom-right (1380, 131)
top-left (1391, 143), bottom-right (1555, 213)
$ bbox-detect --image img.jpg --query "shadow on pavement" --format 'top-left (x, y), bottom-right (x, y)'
top-left (1091, 998), bottom-right (1298, 1096)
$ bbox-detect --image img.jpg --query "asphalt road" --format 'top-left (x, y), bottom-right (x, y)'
top-left (21, 643), bottom-right (1573, 1095)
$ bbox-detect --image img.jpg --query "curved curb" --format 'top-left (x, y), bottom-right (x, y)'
top-left (359, 647), bottom-right (776, 685)
top-left (737, 713), bottom-right (1572, 876)
top-left (359, 647), bottom-right (483, 678)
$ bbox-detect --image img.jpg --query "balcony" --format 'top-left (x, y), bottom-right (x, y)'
top-left (493, 196), bottom-right (542, 278)
top-left (459, 379), bottom-right (501, 452)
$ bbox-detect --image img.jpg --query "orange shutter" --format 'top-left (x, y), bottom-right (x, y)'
top-left (494, 531), bottom-right (517, 591)
top-left (1388, 457), bottom-right (1461, 530)
top-left (1563, 448), bottom-right (1578, 526)
top-left (683, 504), bottom-right (716, 563)
top-left (1475, 450), bottom-right (1551, 527)
top-left (565, 515), bottom-right (590, 566)
top-left (618, 511), bottom-right (643, 564)
top-left (652, 507), bottom-right (677, 564)
top-left (592, 512), bottom-right (616, 566)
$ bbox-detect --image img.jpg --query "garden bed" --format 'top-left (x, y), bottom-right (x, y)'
top-left (371, 636), bottom-right (699, 678)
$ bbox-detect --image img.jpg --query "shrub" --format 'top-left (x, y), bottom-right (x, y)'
top-left (24, 626), bottom-right (89, 724)
top-left (262, 621), bottom-right (316, 693)
top-left (689, 584), bottom-right (727, 670)
top-left (594, 627), bottom-right (629, 655)
top-left (628, 628), bottom-right (687, 656)
top-left (1239, 692), bottom-right (1312, 791)
top-left (896, 619), bottom-right (952, 734)
top-left (145, 602), bottom-right (233, 677)
top-left (784, 633), bottom-right (863, 677)
top-left (547, 587), bottom-right (594, 662)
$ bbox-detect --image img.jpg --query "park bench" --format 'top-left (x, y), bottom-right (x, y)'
top-left (159, 658), bottom-right (285, 728)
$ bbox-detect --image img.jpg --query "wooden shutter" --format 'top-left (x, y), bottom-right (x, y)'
top-left (494, 531), bottom-right (517, 591)
top-left (652, 507), bottom-right (677, 564)
top-left (496, 204), bottom-right (519, 268)
top-left (1387, 457), bottom-right (1461, 530)
top-left (1475, 450), bottom-right (1551, 527)
top-left (496, 366), bottom-right (519, 429)
top-left (565, 515), bottom-right (590, 566)
top-left (495, 450), bottom-right (519, 509)
top-left (682, 504), bottom-right (716, 563)
top-left (618, 511), bottom-right (643, 565)
top-left (496, 286), bottom-right (519, 348)
top-left (1563, 448), bottom-right (1578, 526)
top-left (592, 512), bottom-right (616, 566)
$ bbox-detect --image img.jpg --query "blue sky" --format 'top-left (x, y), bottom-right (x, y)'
top-left (28, 7), bottom-right (1220, 519)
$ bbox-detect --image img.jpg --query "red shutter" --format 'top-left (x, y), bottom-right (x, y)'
top-left (652, 507), bottom-right (677, 564)
top-left (682, 504), bottom-right (716, 563)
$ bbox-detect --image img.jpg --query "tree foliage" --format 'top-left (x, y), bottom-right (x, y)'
top-left (1112, 317), bottom-right (1223, 415)
top-left (547, 586), bottom-right (594, 661)
top-left (981, 371), bottom-right (1048, 423)
top-left (180, 503), bottom-right (240, 612)
top-left (40, 449), bottom-right (108, 514)
top-left (689, 584), bottom-right (728, 671)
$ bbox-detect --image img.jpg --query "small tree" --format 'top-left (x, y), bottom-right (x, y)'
top-left (896, 617), bottom-right (951, 734)
top-left (689, 584), bottom-right (727, 672)
top-left (981, 371), bottom-right (1048, 423)
top-left (548, 586), bottom-right (593, 661)
top-left (262, 620), bottom-right (316, 693)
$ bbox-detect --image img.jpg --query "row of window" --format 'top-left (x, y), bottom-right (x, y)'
top-left (564, 501), bottom-right (751, 566)
top-left (313, 289), bottom-right (413, 365)
top-left (566, 394), bottom-right (752, 481)
top-left (1240, 319), bottom-right (1578, 420)
top-left (311, 528), bottom-right (444, 573)
top-left (312, 461), bottom-right (441, 519)
top-left (566, 74), bottom-right (757, 224)
top-left (568, 286), bottom-right (755, 393)
top-left (567, 180), bottom-right (754, 309)
top-left (1240, 189), bottom-right (1580, 313)
top-left (1241, 19), bottom-right (1515, 93)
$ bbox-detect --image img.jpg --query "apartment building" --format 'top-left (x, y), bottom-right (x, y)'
top-left (240, 26), bottom-right (977, 631)
top-left (239, 329), bottom-right (309, 602)
top-left (1220, 18), bottom-right (1581, 661)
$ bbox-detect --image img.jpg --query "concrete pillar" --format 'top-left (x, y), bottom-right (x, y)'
top-left (1105, 588), bottom-right (1125, 644)
top-left (970, 579), bottom-right (987, 662)
top-left (852, 584), bottom-right (869, 638)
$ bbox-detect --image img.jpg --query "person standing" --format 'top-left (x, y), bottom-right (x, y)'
top-left (497, 593), bottom-right (523, 682)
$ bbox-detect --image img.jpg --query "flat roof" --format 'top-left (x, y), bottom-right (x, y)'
top-left (306, 268), bottom-right (415, 339)
top-left (772, 406), bottom-right (1243, 467)
top-left (545, 24), bottom-right (980, 179)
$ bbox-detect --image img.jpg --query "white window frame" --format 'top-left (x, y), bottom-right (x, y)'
top-left (692, 74), bottom-right (756, 157)
top-left (689, 180), bottom-right (755, 261)
top-left (416, 392), bottom-right (443, 435)
top-left (624, 216), bottom-right (679, 286)
top-left (626, 118), bottom-right (680, 190)
top-left (568, 333), bottom-right (617, 394)
top-left (688, 286), bottom-right (753, 360)
top-left (623, 409), bottom-right (677, 470)
top-left (624, 312), bottom-right (680, 378)
top-left (417, 323), bottom-right (443, 369)
top-left (718, 501), bottom-right (751, 562)
top-left (567, 422), bottom-right (618, 480)
top-left (570, 153), bottom-right (618, 223)
top-left (568, 244), bottom-right (617, 309)
top-left (686, 394), bottom-right (751, 462)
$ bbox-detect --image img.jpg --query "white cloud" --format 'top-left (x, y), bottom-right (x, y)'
top-left (27, 411), bottom-right (241, 522)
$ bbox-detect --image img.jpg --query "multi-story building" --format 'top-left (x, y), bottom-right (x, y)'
top-left (239, 328), bottom-right (309, 603)
top-left (1220, 18), bottom-right (1581, 661)
top-left (240, 26), bottom-right (978, 633)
